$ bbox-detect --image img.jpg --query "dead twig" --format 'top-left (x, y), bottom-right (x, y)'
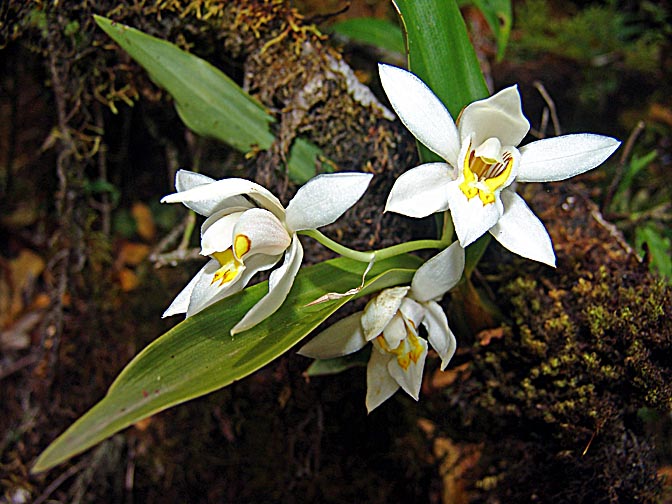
top-left (530, 81), bottom-right (562, 139)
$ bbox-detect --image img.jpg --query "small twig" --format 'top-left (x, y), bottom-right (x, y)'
top-left (33, 461), bottom-right (86, 504)
top-left (0, 353), bottom-right (40, 381)
top-left (533, 81), bottom-right (561, 136)
top-left (602, 120), bottom-right (646, 212)
top-left (151, 247), bottom-right (203, 268)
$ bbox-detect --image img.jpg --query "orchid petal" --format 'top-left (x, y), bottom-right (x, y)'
top-left (410, 242), bottom-right (465, 303)
top-left (162, 263), bottom-right (208, 317)
top-left (459, 85), bottom-right (530, 147)
top-left (298, 312), bottom-right (367, 359)
top-left (387, 335), bottom-right (427, 401)
top-left (170, 170), bottom-right (258, 217)
top-left (184, 259), bottom-right (246, 317)
top-left (231, 234), bottom-right (304, 334)
top-left (285, 172), bottom-right (373, 232)
top-left (200, 210), bottom-right (245, 256)
top-left (422, 301), bottom-right (457, 370)
top-left (361, 286), bottom-right (410, 341)
top-left (234, 208), bottom-right (291, 257)
top-left (384, 163), bottom-right (453, 218)
top-left (365, 349), bottom-right (399, 413)
top-left (175, 169), bottom-right (215, 191)
top-left (489, 190), bottom-right (556, 267)
top-left (446, 182), bottom-right (502, 247)
top-left (398, 297), bottom-right (425, 327)
top-left (381, 314), bottom-right (407, 350)
top-left (517, 134), bottom-right (621, 182)
top-left (162, 177), bottom-right (285, 219)
top-left (378, 64), bottom-right (460, 163)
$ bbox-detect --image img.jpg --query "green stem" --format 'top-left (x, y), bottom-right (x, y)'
top-left (299, 229), bottom-right (452, 264)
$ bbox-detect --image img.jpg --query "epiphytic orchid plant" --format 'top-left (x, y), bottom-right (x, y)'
top-left (33, 1), bottom-right (620, 472)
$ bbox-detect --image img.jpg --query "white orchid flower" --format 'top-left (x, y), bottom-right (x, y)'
top-left (162, 169), bottom-right (373, 334)
top-left (380, 64), bottom-right (621, 267)
top-left (299, 242), bottom-right (464, 412)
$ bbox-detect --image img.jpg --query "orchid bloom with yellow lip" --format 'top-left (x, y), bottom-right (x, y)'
top-left (299, 242), bottom-right (464, 412)
top-left (379, 63), bottom-right (621, 267)
top-left (161, 169), bottom-right (373, 335)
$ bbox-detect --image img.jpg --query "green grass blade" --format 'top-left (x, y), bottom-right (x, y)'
top-left (32, 254), bottom-right (421, 472)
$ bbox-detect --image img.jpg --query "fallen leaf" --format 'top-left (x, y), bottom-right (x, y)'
top-left (131, 202), bottom-right (157, 241)
top-left (0, 249), bottom-right (45, 327)
top-left (117, 268), bottom-right (140, 292)
top-left (476, 327), bottom-right (505, 346)
top-left (117, 241), bottom-right (151, 267)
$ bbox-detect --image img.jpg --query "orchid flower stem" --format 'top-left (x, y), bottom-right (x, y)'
top-left (299, 229), bottom-right (452, 264)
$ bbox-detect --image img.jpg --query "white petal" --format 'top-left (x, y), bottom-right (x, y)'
top-left (284, 172), bottom-right (373, 232)
top-left (231, 234), bottom-right (304, 334)
top-left (489, 190), bottom-right (556, 266)
top-left (445, 182), bottom-right (502, 247)
top-left (162, 263), bottom-right (208, 317)
top-left (381, 313), bottom-right (407, 350)
top-left (365, 349), bottom-right (399, 413)
top-left (378, 64), bottom-right (460, 163)
top-left (234, 208), bottom-right (291, 257)
top-left (459, 85), bottom-right (530, 148)
top-left (361, 286), bottom-right (410, 341)
top-left (398, 297), bottom-right (425, 327)
top-left (410, 242), bottom-right (465, 303)
top-left (174, 254), bottom-right (281, 318)
top-left (298, 312), bottom-right (366, 359)
top-left (384, 163), bottom-right (453, 218)
top-left (387, 336), bottom-right (427, 401)
top-left (162, 177), bottom-right (285, 219)
top-left (422, 301), bottom-right (457, 370)
top-left (184, 259), bottom-right (246, 317)
top-left (175, 169), bottom-right (215, 191)
top-left (200, 210), bottom-right (245, 256)
top-left (170, 171), bottom-right (255, 217)
top-left (517, 134), bottom-right (621, 182)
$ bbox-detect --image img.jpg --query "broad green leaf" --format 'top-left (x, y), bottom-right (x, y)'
top-left (305, 349), bottom-right (370, 376)
top-left (32, 254), bottom-right (422, 472)
top-left (331, 17), bottom-right (405, 55)
top-left (464, 233), bottom-right (491, 278)
top-left (94, 15), bottom-right (318, 183)
top-left (392, 0), bottom-right (489, 120)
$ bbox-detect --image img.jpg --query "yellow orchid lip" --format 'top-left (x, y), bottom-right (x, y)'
top-left (375, 319), bottom-right (424, 371)
top-left (459, 140), bottom-right (514, 205)
top-left (210, 234), bottom-right (252, 287)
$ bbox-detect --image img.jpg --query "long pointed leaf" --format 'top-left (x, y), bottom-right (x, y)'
top-left (392, 0), bottom-right (489, 119)
top-left (94, 15), bottom-right (318, 182)
top-left (33, 254), bottom-right (421, 472)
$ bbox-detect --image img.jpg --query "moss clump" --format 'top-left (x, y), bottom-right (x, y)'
top-left (441, 185), bottom-right (671, 502)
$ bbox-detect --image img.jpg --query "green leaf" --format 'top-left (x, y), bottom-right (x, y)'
top-left (392, 0), bottom-right (489, 164)
top-left (393, 0), bottom-right (489, 117)
top-left (93, 15), bottom-right (321, 182)
top-left (330, 17), bottom-right (405, 55)
top-left (463, 0), bottom-right (512, 61)
top-left (32, 254), bottom-right (422, 472)
top-left (636, 225), bottom-right (672, 279)
top-left (305, 349), bottom-right (370, 376)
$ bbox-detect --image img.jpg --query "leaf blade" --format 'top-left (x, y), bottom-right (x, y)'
top-left (32, 254), bottom-right (421, 472)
